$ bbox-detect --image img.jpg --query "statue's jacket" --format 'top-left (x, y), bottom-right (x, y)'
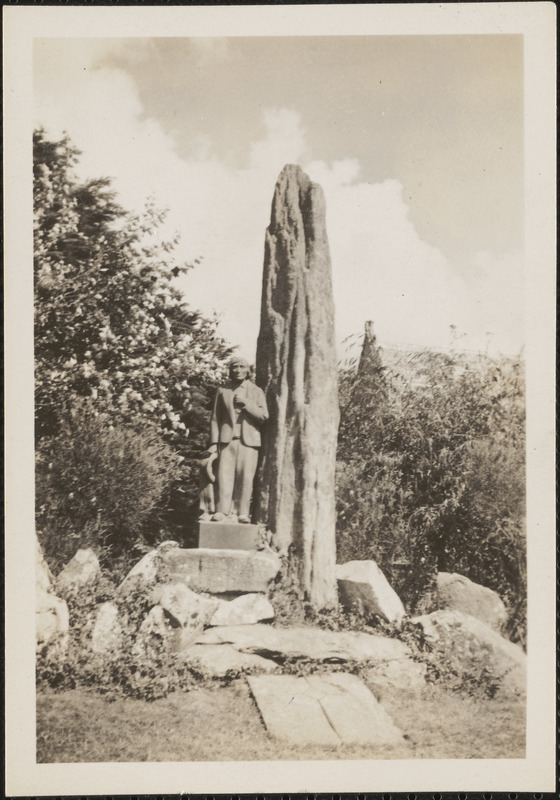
top-left (210, 380), bottom-right (268, 449)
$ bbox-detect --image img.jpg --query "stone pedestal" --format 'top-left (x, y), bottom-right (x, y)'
top-left (198, 521), bottom-right (261, 551)
top-left (159, 547), bottom-right (281, 594)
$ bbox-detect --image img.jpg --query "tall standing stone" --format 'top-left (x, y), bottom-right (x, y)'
top-left (255, 164), bottom-right (339, 608)
top-left (358, 320), bottom-right (384, 377)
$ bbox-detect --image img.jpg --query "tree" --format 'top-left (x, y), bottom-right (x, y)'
top-left (34, 129), bottom-right (235, 563)
top-left (34, 129), bottom-right (233, 442)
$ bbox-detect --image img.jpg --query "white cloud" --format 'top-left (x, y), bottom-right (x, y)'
top-left (305, 159), bottom-right (524, 355)
top-left (34, 46), bottom-right (524, 361)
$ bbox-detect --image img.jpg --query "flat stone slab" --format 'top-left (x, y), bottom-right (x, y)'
top-left (195, 623), bottom-right (410, 663)
top-left (248, 673), bottom-right (405, 746)
top-left (159, 548), bottom-right (281, 594)
top-left (198, 522), bottom-right (261, 551)
top-left (184, 644), bottom-right (279, 677)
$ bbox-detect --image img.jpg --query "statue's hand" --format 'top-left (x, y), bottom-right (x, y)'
top-left (234, 396), bottom-right (247, 409)
top-left (206, 451), bottom-right (218, 483)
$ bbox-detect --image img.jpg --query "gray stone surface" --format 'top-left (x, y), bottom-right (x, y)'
top-left (91, 601), bottom-right (122, 656)
top-left (436, 572), bottom-right (508, 633)
top-left (152, 582), bottom-right (219, 629)
top-left (336, 560), bottom-right (406, 626)
top-left (310, 673), bottom-right (406, 745)
top-left (198, 522), bottom-right (261, 551)
top-left (195, 623), bottom-right (410, 664)
top-left (36, 536), bottom-right (69, 656)
top-left (248, 673), bottom-right (405, 746)
top-left (159, 547), bottom-right (281, 594)
top-left (56, 548), bottom-right (100, 593)
top-left (184, 644), bottom-right (279, 677)
top-left (209, 593), bottom-right (274, 627)
top-left (248, 674), bottom-right (340, 745)
top-left (117, 549), bottom-right (160, 596)
top-left (411, 609), bottom-right (526, 695)
top-left (255, 165), bottom-right (339, 608)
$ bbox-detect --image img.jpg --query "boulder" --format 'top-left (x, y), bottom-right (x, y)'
top-left (139, 604), bottom-right (168, 638)
top-left (56, 548), bottom-right (100, 594)
top-left (117, 549), bottom-right (160, 596)
top-left (336, 560), bottom-right (406, 626)
top-left (209, 593), bottom-right (274, 627)
top-left (410, 609), bottom-right (526, 695)
top-left (255, 165), bottom-right (339, 608)
top-left (159, 547), bottom-right (281, 594)
top-left (91, 602), bottom-right (122, 656)
top-left (36, 536), bottom-right (69, 656)
top-left (436, 572), bottom-right (507, 633)
top-left (194, 623), bottom-right (410, 664)
top-left (184, 644), bottom-right (279, 677)
top-left (132, 605), bottom-right (169, 660)
top-left (157, 540), bottom-right (181, 552)
top-left (152, 582), bottom-right (219, 630)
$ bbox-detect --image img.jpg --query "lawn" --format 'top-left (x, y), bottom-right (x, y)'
top-left (36, 676), bottom-right (525, 763)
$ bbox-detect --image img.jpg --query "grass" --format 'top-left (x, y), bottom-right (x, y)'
top-left (36, 675), bottom-right (525, 763)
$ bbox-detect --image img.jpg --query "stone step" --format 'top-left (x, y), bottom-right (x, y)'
top-left (159, 547), bottom-right (281, 594)
top-left (195, 623), bottom-right (410, 663)
top-left (247, 673), bottom-right (406, 746)
top-left (198, 521), bottom-right (261, 551)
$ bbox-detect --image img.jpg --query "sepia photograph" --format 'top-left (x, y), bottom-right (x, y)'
top-left (4, 3), bottom-right (556, 796)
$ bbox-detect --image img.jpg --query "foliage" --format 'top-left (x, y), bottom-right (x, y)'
top-left (34, 129), bottom-right (233, 440)
top-left (34, 129), bottom-right (235, 559)
top-left (36, 400), bottom-right (181, 572)
top-left (268, 557), bottom-right (388, 633)
top-left (337, 337), bottom-right (526, 643)
top-left (396, 621), bottom-right (512, 701)
top-left (36, 574), bottom-right (196, 701)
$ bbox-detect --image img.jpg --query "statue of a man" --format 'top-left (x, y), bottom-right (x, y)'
top-left (206, 357), bottom-right (268, 523)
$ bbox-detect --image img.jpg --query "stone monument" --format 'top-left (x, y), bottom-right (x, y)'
top-left (198, 356), bottom-right (268, 550)
top-left (255, 164), bottom-right (339, 608)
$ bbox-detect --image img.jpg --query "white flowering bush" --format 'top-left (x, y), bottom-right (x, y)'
top-left (34, 130), bottom-right (233, 441)
top-left (34, 130), bottom-right (234, 563)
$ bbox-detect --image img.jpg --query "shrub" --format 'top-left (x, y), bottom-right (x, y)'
top-left (36, 400), bottom-right (181, 573)
top-left (337, 341), bottom-right (526, 642)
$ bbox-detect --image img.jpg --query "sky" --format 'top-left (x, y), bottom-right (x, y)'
top-left (33, 35), bottom-right (524, 361)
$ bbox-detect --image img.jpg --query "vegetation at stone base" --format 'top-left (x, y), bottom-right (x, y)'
top-left (34, 130), bottom-right (234, 570)
top-left (336, 334), bottom-right (526, 646)
top-left (36, 572), bottom-right (226, 702)
top-left (393, 620), bottom-right (512, 701)
top-left (36, 681), bottom-right (525, 762)
top-left (267, 557), bottom-right (379, 632)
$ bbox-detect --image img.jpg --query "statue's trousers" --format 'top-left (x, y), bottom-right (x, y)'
top-left (216, 439), bottom-right (259, 518)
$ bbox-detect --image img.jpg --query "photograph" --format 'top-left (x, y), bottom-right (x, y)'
top-left (4, 3), bottom-right (556, 796)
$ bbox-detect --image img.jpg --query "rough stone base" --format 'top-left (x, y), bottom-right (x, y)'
top-left (198, 522), bottom-right (261, 551)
